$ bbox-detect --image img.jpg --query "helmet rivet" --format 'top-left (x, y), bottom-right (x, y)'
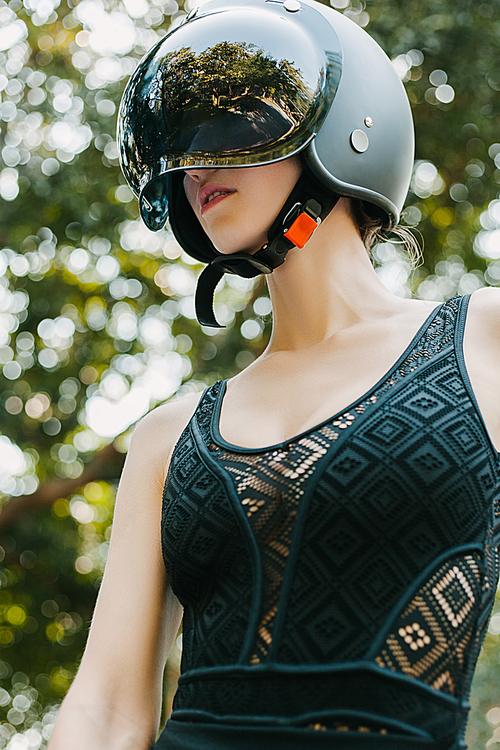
top-left (350, 129), bottom-right (369, 153)
top-left (364, 116), bottom-right (373, 128)
top-left (284, 0), bottom-right (301, 11)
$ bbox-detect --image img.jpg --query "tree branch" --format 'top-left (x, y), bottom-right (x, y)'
top-left (0, 443), bottom-right (126, 532)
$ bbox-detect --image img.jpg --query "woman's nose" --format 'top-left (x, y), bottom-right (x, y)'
top-left (183, 167), bottom-right (217, 182)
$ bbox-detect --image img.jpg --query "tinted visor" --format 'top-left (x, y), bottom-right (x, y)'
top-left (117, 0), bottom-right (342, 230)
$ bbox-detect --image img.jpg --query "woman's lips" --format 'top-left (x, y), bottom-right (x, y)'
top-left (199, 184), bottom-right (236, 214)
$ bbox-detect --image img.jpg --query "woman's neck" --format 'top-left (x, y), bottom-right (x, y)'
top-left (265, 199), bottom-right (408, 353)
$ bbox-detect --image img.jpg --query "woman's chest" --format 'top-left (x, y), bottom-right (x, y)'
top-left (220, 341), bottom-right (420, 450)
top-left (221, 303), bottom-right (500, 453)
top-left (164, 367), bottom-right (499, 606)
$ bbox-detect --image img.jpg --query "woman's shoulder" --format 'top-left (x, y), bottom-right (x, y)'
top-left (461, 288), bottom-right (500, 451)
top-left (128, 391), bottom-right (204, 479)
top-left (466, 287), bottom-right (500, 339)
top-left (463, 287), bottom-right (500, 358)
top-left (467, 286), bottom-right (500, 309)
top-left (137, 390), bottom-right (203, 435)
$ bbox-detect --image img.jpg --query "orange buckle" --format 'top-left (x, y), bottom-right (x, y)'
top-left (283, 212), bottom-right (318, 248)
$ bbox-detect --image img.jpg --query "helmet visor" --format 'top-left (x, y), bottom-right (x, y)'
top-left (118, 1), bottom-right (342, 220)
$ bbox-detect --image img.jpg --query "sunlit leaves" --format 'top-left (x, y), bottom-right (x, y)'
top-left (0, 0), bottom-right (499, 746)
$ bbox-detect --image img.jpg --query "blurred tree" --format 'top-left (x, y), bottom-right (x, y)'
top-left (0, 0), bottom-right (499, 747)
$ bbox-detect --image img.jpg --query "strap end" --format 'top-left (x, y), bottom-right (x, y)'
top-left (195, 264), bottom-right (226, 328)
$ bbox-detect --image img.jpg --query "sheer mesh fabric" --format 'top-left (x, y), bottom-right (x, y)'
top-left (374, 554), bottom-right (482, 695)
top-left (209, 432), bottom-right (334, 664)
top-left (160, 296), bottom-right (500, 748)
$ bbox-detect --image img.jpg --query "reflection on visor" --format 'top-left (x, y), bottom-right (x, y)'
top-left (118, 2), bottom-right (342, 198)
top-left (163, 41), bottom-right (309, 158)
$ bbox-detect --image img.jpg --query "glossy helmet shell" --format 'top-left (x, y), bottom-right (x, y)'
top-left (117, 0), bottom-right (414, 263)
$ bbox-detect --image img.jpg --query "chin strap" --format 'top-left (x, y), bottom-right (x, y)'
top-left (195, 178), bottom-right (339, 327)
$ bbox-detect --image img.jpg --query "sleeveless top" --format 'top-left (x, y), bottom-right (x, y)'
top-left (154, 295), bottom-right (500, 750)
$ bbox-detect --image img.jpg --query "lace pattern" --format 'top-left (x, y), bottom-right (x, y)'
top-left (374, 554), bottom-right (482, 696)
top-left (207, 431), bottom-right (336, 663)
top-left (161, 296), bottom-right (500, 743)
top-left (200, 298), bottom-right (485, 669)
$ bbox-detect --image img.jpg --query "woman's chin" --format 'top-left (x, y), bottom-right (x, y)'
top-left (214, 238), bottom-right (268, 257)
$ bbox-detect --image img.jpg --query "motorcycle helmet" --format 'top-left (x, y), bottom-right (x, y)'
top-left (117, 0), bottom-right (414, 326)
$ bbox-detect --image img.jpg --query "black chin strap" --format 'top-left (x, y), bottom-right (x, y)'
top-left (195, 175), bottom-right (339, 327)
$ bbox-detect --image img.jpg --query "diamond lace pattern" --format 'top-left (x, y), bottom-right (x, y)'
top-left (208, 431), bottom-right (335, 664)
top-left (161, 424), bottom-right (254, 670)
top-left (161, 297), bottom-right (500, 742)
top-left (374, 554), bottom-right (482, 695)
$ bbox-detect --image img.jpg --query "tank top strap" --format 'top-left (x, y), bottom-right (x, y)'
top-left (194, 379), bottom-right (225, 442)
top-left (413, 295), bottom-right (460, 358)
top-left (452, 293), bottom-right (472, 368)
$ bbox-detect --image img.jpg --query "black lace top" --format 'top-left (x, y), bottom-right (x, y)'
top-left (154, 295), bottom-right (500, 750)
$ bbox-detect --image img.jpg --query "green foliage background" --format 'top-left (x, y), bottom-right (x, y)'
top-left (0, 0), bottom-right (499, 747)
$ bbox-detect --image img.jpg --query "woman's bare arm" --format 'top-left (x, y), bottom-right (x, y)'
top-left (48, 393), bottom-right (201, 750)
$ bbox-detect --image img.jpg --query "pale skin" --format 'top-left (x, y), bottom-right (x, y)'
top-left (49, 157), bottom-right (500, 750)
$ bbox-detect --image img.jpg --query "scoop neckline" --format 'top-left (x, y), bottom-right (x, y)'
top-left (209, 301), bottom-right (445, 454)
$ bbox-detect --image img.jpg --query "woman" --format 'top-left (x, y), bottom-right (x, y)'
top-left (48, 0), bottom-right (500, 748)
